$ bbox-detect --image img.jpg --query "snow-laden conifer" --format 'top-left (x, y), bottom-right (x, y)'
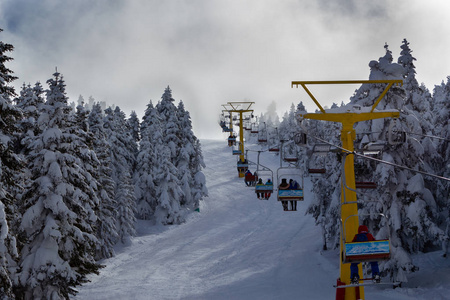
top-left (0, 28), bottom-right (22, 299)
top-left (176, 100), bottom-right (207, 211)
top-left (134, 101), bottom-right (159, 219)
top-left (103, 107), bottom-right (136, 242)
top-left (348, 42), bottom-right (444, 282)
top-left (17, 71), bottom-right (101, 299)
top-left (88, 103), bottom-right (118, 259)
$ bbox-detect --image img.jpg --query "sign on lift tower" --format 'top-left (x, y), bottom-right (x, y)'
top-left (291, 80), bottom-right (402, 300)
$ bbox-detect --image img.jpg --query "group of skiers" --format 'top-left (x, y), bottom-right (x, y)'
top-left (245, 170), bottom-right (273, 199)
top-left (278, 178), bottom-right (300, 211)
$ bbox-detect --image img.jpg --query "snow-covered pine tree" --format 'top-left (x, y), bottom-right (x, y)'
top-left (134, 101), bottom-right (159, 219)
top-left (128, 110), bottom-right (140, 146)
top-left (176, 100), bottom-right (207, 211)
top-left (156, 86), bottom-right (182, 161)
top-left (153, 87), bottom-right (185, 224)
top-left (103, 107), bottom-right (136, 243)
top-left (0, 28), bottom-right (22, 299)
top-left (432, 76), bottom-right (450, 255)
top-left (15, 82), bottom-right (45, 154)
top-left (88, 103), bottom-right (118, 259)
top-left (17, 71), bottom-right (101, 299)
top-left (347, 42), bottom-right (444, 282)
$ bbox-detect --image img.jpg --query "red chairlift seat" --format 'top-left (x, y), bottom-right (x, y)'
top-left (269, 147), bottom-right (280, 152)
top-left (283, 157), bottom-right (298, 162)
top-left (308, 168), bottom-right (326, 174)
top-left (355, 182), bottom-right (377, 189)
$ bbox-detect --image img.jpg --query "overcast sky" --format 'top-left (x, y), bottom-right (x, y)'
top-left (1, 0), bottom-right (449, 139)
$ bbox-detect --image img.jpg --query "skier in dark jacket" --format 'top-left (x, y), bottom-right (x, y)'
top-left (350, 225), bottom-right (380, 284)
top-left (288, 179), bottom-right (299, 211)
top-left (279, 178), bottom-right (289, 210)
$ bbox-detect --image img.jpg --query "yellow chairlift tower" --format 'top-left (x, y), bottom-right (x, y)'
top-left (222, 101), bottom-right (255, 177)
top-left (291, 80), bottom-right (402, 300)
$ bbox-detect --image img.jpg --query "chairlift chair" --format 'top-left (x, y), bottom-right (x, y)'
top-left (250, 123), bottom-right (259, 134)
top-left (276, 166), bottom-right (304, 211)
top-left (254, 168), bottom-right (274, 200)
top-left (258, 122), bottom-right (268, 143)
top-left (294, 132), bottom-right (307, 146)
top-left (269, 145), bottom-right (280, 152)
top-left (388, 119), bottom-right (407, 146)
top-left (307, 143), bottom-right (330, 174)
top-left (228, 134), bottom-right (237, 147)
top-left (342, 214), bottom-right (391, 264)
top-left (282, 144), bottom-right (299, 163)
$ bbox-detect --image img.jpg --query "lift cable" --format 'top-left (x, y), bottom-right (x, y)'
top-left (307, 134), bottom-right (450, 183)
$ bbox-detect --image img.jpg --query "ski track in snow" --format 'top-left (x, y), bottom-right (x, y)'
top-left (75, 139), bottom-right (450, 300)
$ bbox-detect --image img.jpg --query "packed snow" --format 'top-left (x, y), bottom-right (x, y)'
top-left (75, 139), bottom-right (450, 300)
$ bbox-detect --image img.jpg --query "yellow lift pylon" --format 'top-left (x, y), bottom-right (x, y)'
top-left (222, 101), bottom-right (255, 177)
top-left (292, 80), bottom-right (402, 300)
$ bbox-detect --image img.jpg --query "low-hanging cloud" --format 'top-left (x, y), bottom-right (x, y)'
top-left (1, 0), bottom-right (449, 139)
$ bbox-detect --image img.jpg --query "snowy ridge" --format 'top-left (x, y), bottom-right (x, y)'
top-left (75, 140), bottom-right (450, 300)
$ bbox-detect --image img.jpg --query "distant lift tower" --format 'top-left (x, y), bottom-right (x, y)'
top-left (222, 101), bottom-right (255, 177)
top-left (291, 80), bottom-right (402, 300)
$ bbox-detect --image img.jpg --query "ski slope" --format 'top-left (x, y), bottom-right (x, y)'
top-left (75, 139), bottom-right (450, 300)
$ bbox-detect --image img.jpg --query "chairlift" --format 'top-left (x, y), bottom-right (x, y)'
top-left (269, 145), bottom-right (280, 152)
top-left (307, 143), bottom-right (330, 174)
top-left (360, 142), bottom-right (385, 156)
top-left (258, 122), bottom-right (268, 143)
top-left (388, 119), bottom-right (407, 145)
top-left (228, 134), bottom-right (237, 147)
top-left (282, 143), bottom-right (299, 163)
top-left (232, 145), bottom-right (242, 155)
top-left (341, 214), bottom-right (391, 264)
top-left (355, 182), bottom-right (377, 189)
top-left (276, 165), bottom-right (304, 211)
top-left (250, 123), bottom-right (259, 134)
top-left (294, 132), bottom-right (307, 146)
top-left (237, 160), bottom-right (248, 173)
top-left (268, 127), bottom-right (280, 152)
top-left (254, 152), bottom-right (274, 200)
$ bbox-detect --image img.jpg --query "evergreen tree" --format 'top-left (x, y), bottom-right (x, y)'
top-left (88, 103), bottom-right (118, 259)
top-left (176, 100), bottom-right (207, 210)
top-left (0, 28), bottom-right (22, 299)
top-left (349, 43), bottom-right (442, 281)
top-left (128, 110), bottom-right (140, 146)
top-left (134, 101), bottom-right (159, 219)
top-left (103, 107), bottom-right (136, 243)
top-left (17, 71), bottom-right (101, 299)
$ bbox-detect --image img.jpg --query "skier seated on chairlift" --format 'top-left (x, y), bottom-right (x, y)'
top-left (279, 178), bottom-right (289, 211)
top-left (256, 178), bottom-right (264, 199)
top-left (264, 179), bottom-right (273, 199)
top-left (244, 170), bottom-right (252, 186)
top-left (288, 179), bottom-right (299, 211)
top-left (350, 225), bottom-right (381, 284)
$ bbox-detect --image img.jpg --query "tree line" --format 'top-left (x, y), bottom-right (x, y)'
top-left (0, 29), bottom-right (207, 299)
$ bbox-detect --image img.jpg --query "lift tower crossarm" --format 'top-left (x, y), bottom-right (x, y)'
top-left (291, 80), bottom-right (403, 113)
top-left (292, 79), bottom-right (402, 300)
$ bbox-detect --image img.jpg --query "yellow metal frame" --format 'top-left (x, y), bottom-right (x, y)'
top-left (222, 102), bottom-right (255, 177)
top-left (292, 80), bottom-right (402, 113)
top-left (292, 80), bottom-right (402, 300)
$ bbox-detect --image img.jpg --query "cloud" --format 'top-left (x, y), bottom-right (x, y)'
top-left (1, 0), bottom-right (449, 139)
